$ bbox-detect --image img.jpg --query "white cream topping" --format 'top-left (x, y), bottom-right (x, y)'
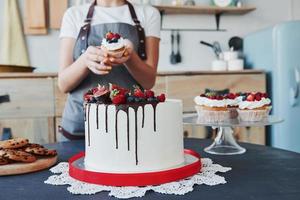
top-left (101, 37), bottom-right (125, 51)
top-left (194, 96), bottom-right (227, 107)
top-left (238, 98), bottom-right (271, 109)
top-left (227, 96), bottom-right (243, 107)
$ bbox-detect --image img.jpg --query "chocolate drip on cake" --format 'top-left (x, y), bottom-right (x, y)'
top-left (142, 105), bottom-right (145, 128)
top-left (105, 105), bottom-right (108, 133)
top-left (115, 109), bottom-right (120, 149)
top-left (96, 104), bottom-right (99, 129)
top-left (100, 102), bottom-right (159, 165)
top-left (133, 106), bottom-right (139, 165)
top-left (114, 105), bottom-right (131, 151)
top-left (151, 103), bottom-right (158, 132)
top-left (87, 104), bottom-right (91, 146)
top-left (127, 109), bottom-right (130, 151)
top-left (83, 104), bottom-right (87, 122)
top-left (114, 104), bottom-right (142, 165)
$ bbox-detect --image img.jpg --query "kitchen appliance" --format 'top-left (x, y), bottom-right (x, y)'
top-left (227, 59), bottom-right (244, 70)
top-left (223, 50), bottom-right (238, 61)
top-left (244, 21), bottom-right (300, 153)
top-left (228, 36), bottom-right (243, 51)
top-left (212, 60), bottom-right (227, 71)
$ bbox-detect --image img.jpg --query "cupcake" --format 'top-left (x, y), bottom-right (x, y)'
top-left (101, 31), bottom-right (126, 58)
top-left (225, 93), bottom-right (243, 118)
top-left (237, 92), bottom-right (272, 122)
top-left (194, 92), bottom-right (230, 123)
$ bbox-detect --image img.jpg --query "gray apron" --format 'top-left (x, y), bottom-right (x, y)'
top-left (61, 1), bottom-right (147, 138)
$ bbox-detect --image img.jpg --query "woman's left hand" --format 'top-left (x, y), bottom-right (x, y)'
top-left (107, 39), bottom-right (134, 65)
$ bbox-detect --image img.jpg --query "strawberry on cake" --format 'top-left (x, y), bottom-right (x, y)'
top-left (101, 31), bottom-right (126, 58)
top-left (237, 92), bottom-right (272, 121)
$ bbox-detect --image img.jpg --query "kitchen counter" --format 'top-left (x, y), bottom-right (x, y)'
top-left (0, 70), bottom-right (264, 78)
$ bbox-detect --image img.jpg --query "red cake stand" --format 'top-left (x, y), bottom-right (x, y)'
top-left (69, 149), bottom-right (201, 187)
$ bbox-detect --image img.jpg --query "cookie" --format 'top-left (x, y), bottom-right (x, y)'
top-left (23, 143), bottom-right (44, 149)
top-left (0, 138), bottom-right (29, 149)
top-left (0, 149), bottom-right (36, 163)
top-left (0, 157), bottom-right (9, 165)
top-left (43, 149), bottom-right (57, 156)
top-left (23, 146), bottom-right (57, 157)
top-left (23, 146), bottom-right (47, 155)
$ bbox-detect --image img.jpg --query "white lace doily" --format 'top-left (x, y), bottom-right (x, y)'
top-left (45, 158), bottom-right (231, 199)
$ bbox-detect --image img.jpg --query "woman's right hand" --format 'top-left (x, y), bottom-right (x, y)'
top-left (81, 46), bottom-right (112, 75)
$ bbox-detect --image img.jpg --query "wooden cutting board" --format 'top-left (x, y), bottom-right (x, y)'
top-left (49, 0), bottom-right (68, 29)
top-left (0, 155), bottom-right (57, 176)
top-left (24, 0), bottom-right (47, 35)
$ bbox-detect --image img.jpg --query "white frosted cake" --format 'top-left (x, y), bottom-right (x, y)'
top-left (83, 84), bottom-right (184, 173)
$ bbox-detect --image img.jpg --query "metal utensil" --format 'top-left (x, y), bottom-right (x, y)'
top-left (175, 31), bottom-right (182, 63)
top-left (170, 31), bottom-right (177, 64)
top-left (200, 40), bottom-right (222, 58)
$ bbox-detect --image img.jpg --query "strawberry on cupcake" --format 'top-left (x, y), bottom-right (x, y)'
top-left (237, 92), bottom-right (272, 121)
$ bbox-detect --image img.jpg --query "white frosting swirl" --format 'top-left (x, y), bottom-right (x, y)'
top-left (194, 96), bottom-right (227, 107)
top-left (101, 37), bottom-right (125, 51)
top-left (238, 98), bottom-right (271, 109)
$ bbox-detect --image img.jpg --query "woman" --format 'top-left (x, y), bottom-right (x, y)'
top-left (58, 0), bottom-right (160, 139)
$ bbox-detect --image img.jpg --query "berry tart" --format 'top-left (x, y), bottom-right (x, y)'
top-left (237, 92), bottom-right (272, 121)
top-left (101, 31), bottom-right (126, 58)
top-left (194, 92), bottom-right (230, 123)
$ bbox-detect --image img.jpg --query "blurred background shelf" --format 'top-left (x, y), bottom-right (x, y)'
top-left (155, 5), bottom-right (256, 15)
top-left (155, 5), bottom-right (256, 31)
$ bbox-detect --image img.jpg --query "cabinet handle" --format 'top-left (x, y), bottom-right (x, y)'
top-left (290, 67), bottom-right (300, 107)
top-left (0, 94), bottom-right (10, 104)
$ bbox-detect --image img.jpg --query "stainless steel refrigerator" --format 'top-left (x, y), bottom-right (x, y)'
top-left (244, 21), bottom-right (300, 153)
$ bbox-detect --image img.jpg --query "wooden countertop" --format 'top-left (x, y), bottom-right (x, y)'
top-left (0, 70), bottom-right (264, 78)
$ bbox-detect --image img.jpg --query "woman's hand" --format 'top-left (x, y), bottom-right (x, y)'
top-left (82, 46), bottom-right (112, 75)
top-left (107, 39), bottom-right (134, 66)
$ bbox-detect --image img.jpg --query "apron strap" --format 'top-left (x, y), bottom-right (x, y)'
top-left (78, 1), bottom-right (97, 54)
top-left (78, 0), bottom-right (147, 60)
top-left (125, 1), bottom-right (147, 60)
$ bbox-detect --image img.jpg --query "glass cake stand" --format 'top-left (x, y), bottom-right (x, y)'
top-left (183, 114), bottom-right (284, 155)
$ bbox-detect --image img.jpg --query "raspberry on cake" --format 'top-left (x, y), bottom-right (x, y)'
top-left (83, 84), bottom-right (184, 172)
top-left (101, 31), bottom-right (126, 58)
top-left (237, 92), bottom-right (272, 121)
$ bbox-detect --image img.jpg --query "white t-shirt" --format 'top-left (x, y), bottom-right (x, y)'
top-left (60, 3), bottom-right (161, 39)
